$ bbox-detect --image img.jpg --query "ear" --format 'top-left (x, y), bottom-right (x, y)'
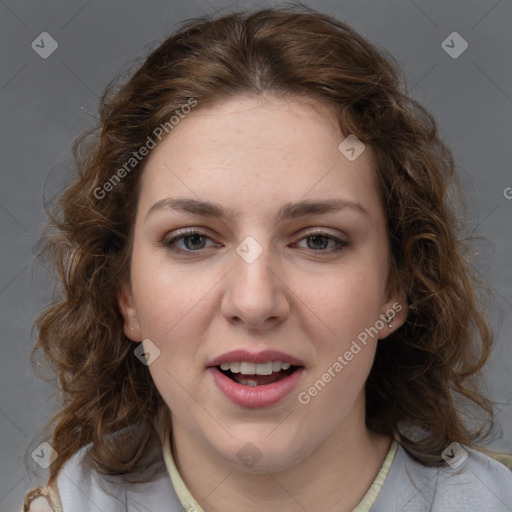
top-left (117, 281), bottom-right (142, 342)
top-left (378, 269), bottom-right (409, 340)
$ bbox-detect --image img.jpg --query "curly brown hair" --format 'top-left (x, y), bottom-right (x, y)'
top-left (32, 5), bottom-right (496, 485)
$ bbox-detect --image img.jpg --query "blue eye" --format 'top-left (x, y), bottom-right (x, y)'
top-left (163, 230), bottom-right (348, 255)
top-left (165, 230), bottom-right (215, 252)
top-left (296, 233), bottom-right (347, 252)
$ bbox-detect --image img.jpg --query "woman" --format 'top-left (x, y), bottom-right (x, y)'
top-left (23, 6), bottom-right (512, 511)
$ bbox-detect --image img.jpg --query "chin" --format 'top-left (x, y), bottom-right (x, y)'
top-left (214, 433), bottom-right (313, 474)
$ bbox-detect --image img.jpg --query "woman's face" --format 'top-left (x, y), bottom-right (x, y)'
top-left (119, 95), bottom-right (406, 472)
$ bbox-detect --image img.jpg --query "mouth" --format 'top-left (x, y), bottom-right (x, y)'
top-left (215, 360), bottom-right (300, 387)
top-left (207, 350), bottom-right (305, 407)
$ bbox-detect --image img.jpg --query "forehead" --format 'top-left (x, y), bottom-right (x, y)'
top-left (137, 95), bottom-right (382, 220)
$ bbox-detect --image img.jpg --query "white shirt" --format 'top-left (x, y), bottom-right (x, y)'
top-left (23, 434), bottom-right (512, 511)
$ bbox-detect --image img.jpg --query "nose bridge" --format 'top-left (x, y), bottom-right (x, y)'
top-left (233, 234), bottom-right (277, 299)
top-left (221, 234), bottom-right (288, 327)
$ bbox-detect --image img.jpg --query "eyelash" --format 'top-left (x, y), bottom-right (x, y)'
top-left (162, 228), bottom-right (349, 256)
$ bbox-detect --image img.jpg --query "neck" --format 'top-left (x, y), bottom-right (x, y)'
top-left (171, 402), bottom-right (391, 512)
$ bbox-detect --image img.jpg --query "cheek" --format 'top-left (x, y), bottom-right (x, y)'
top-left (294, 253), bottom-right (387, 411)
top-left (128, 253), bottom-right (206, 402)
top-left (133, 275), bottom-right (205, 414)
top-left (293, 263), bottom-right (386, 340)
top-left (296, 273), bottom-right (380, 412)
top-left (299, 344), bottom-right (376, 422)
top-left (130, 245), bottom-right (214, 338)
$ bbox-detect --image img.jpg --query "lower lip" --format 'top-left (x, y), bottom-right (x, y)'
top-left (208, 367), bottom-right (304, 408)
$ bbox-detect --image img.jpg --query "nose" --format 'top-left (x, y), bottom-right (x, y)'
top-left (221, 241), bottom-right (290, 331)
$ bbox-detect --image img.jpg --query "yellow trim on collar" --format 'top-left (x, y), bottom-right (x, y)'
top-left (163, 429), bottom-right (205, 512)
top-left (162, 430), bottom-right (397, 512)
top-left (353, 441), bottom-right (398, 511)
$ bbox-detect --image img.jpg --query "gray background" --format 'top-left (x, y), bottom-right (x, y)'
top-left (1, 0), bottom-right (511, 509)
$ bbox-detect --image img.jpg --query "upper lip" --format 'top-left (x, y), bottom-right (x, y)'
top-left (207, 349), bottom-right (304, 368)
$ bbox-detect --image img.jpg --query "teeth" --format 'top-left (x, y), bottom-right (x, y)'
top-left (272, 361), bottom-right (282, 372)
top-left (254, 362), bottom-right (273, 375)
top-left (238, 378), bottom-right (258, 386)
top-left (240, 362), bottom-right (256, 375)
top-left (219, 360), bottom-right (293, 375)
top-left (230, 361), bottom-right (240, 373)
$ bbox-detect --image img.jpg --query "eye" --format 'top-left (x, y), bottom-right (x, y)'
top-left (162, 229), bottom-right (349, 255)
top-left (295, 231), bottom-right (348, 253)
top-left (164, 229), bottom-right (218, 252)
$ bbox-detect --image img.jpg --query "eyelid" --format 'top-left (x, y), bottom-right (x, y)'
top-left (293, 229), bottom-right (349, 253)
top-left (162, 227), bottom-right (349, 255)
top-left (298, 226), bottom-right (346, 238)
top-left (164, 228), bottom-right (219, 249)
top-left (164, 226), bottom-right (346, 242)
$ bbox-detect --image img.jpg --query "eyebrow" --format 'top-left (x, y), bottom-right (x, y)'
top-left (145, 197), bottom-right (369, 222)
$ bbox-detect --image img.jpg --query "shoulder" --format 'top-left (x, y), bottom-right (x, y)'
top-left (22, 485), bottom-right (60, 512)
top-left (23, 442), bottom-right (185, 512)
top-left (373, 442), bottom-right (512, 511)
top-left (431, 445), bottom-right (512, 511)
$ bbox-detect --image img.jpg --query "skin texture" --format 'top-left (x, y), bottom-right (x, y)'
top-left (118, 94), bottom-right (407, 511)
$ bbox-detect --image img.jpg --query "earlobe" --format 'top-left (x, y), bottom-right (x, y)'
top-left (117, 282), bottom-right (142, 342)
top-left (378, 299), bottom-right (408, 339)
top-left (378, 275), bottom-right (409, 339)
